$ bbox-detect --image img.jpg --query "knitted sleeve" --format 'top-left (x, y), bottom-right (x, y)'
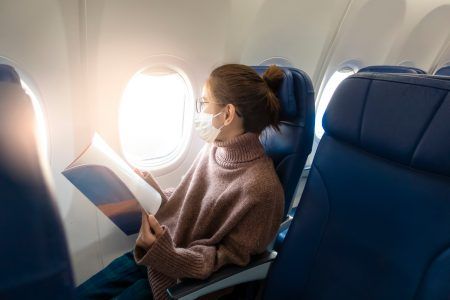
top-left (134, 196), bottom-right (283, 280)
top-left (162, 187), bottom-right (175, 201)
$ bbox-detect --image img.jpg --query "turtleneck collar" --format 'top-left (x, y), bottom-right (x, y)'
top-left (213, 132), bottom-right (265, 168)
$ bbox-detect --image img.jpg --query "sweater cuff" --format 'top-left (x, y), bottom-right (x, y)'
top-left (134, 225), bottom-right (174, 266)
top-left (134, 225), bottom-right (206, 279)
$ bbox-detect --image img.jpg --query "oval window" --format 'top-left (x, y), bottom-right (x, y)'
top-left (315, 67), bottom-right (356, 139)
top-left (21, 80), bottom-right (49, 158)
top-left (259, 57), bottom-right (294, 67)
top-left (119, 66), bottom-right (193, 170)
top-left (0, 60), bottom-right (49, 159)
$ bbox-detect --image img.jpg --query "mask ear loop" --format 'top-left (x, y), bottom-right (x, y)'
top-left (215, 102), bottom-right (235, 126)
top-left (212, 111), bottom-right (226, 130)
top-left (212, 111), bottom-right (223, 118)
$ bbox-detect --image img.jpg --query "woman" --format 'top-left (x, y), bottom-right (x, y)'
top-left (77, 64), bottom-right (285, 300)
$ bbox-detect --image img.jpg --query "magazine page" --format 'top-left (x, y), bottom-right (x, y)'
top-left (62, 133), bottom-right (162, 235)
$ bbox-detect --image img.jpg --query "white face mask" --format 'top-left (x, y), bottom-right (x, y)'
top-left (194, 111), bottom-right (224, 143)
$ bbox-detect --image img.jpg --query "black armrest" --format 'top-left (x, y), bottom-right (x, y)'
top-left (166, 251), bottom-right (277, 300)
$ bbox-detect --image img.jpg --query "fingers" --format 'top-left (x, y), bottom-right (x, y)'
top-left (135, 236), bottom-right (146, 249)
top-left (136, 213), bottom-right (164, 251)
top-left (141, 212), bottom-right (152, 237)
top-left (134, 168), bottom-right (149, 178)
top-left (141, 211), bottom-right (148, 229)
top-left (147, 214), bottom-right (164, 238)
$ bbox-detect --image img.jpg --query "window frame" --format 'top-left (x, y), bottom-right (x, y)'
top-left (118, 56), bottom-right (196, 174)
top-left (0, 57), bottom-right (51, 161)
top-left (314, 61), bottom-right (361, 139)
top-left (259, 56), bottom-right (294, 67)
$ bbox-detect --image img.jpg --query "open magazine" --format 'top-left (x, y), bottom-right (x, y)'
top-left (62, 133), bottom-right (162, 235)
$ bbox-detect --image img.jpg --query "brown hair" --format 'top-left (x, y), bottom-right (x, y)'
top-left (207, 64), bottom-right (284, 134)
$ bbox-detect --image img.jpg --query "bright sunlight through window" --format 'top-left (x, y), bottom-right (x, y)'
top-left (21, 80), bottom-right (49, 158)
top-left (315, 67), bottom-right (356, 139)
top-left (119, 67), bottom-right (192, 169)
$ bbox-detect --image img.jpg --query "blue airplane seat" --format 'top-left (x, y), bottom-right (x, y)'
top-left (0, 64), bottom-right (21, 84)
top-left (263, 73), bottom-right (450, 299)
top-left (358, 65), bottom-right (426, 74)
top-left (253, 66), bottom-right (315, 216)
top-left (252, 66), bottom-right (315, 251)
top-left (0, 68), bottom-right (74, 299)
top-left (435, 65), bottom-right (450, 76)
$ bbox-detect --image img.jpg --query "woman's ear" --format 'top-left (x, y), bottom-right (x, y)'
top-left (224, 104), bottom-right (236, 126)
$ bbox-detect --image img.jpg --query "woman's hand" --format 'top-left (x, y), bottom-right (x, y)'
top-left (134, 168), bottom-right (149, 178)
top-left (136, 212), bottom-right (164, 251)
top-left (134, 168), bottom-right (160, 191)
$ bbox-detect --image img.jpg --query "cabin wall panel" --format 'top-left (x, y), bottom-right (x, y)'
top-left (84, 0), bottom-right (232, 275)
top-left (238, 0), bottom-right (351, 87)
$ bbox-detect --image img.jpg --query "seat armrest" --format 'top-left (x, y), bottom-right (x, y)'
top-left (166, 251), bottom-right (277, 300)
top-left (279, 215), bottom-right (293, 233)
top-left (266, 215), bottom-right (294, 250)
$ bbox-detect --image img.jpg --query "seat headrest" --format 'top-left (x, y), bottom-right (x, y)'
top-left (251, 66), bottom-right (315, 216)
top-left (0, 64), bottom-right (21, 85)
top-left (323, 73), bottom-right (450, 177)
top-left (435, 66), bottom-right (450, 76)
top-left (358, 65), bottom-right (426, 74)
top-left (252, 66), bottom-right (313, 125)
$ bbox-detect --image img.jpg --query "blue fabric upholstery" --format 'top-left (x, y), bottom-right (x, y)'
top-left (263, 73), bottom-right (450, 299)
top-left (0, 77), bottom-right (74, 298)
top-left (358, 65), bottom-right (426, 74)
top-left (435, 66), bottom-right (450, 76)
top-left (252, 66), bottom-right (315, 216)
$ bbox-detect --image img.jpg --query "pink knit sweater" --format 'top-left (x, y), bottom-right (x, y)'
top-left (134, 132), bottom-right (284, 299)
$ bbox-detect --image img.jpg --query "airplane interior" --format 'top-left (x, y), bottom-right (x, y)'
top-left (1, 0), bottom-right (450, 299)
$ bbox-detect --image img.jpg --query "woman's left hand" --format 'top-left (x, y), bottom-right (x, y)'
top-left (136, 212), bottom-right (164, 251)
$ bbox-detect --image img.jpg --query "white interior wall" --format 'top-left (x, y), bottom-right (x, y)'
top-left (83, 0), bottom-right (231, 278)
top-left (239, 0), bottom-right (352, 86)
top-left (1, 0), bottom-right (449, 285)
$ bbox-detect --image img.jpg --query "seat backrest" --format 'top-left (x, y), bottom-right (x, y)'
top-left (252, 66), bottom-right (315, 216)
top-left (0, 64), bottom-right (21, 84)
top-left (358, 65), bottom-right (426, 74)
top-left (0, 68), bottom-right (74, 298)
top-left (263, 73), bottom-right (450, 299)
top-left (435, 65), bottom-right (450, 76)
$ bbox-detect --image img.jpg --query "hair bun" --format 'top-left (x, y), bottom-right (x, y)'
top-left (262, 65), bottom-right (284, 93)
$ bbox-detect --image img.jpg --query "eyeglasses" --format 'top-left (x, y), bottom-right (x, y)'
top-left (195, 97), bottom-right (224, 113)
top-left (195, 96), bottom-right (242, 117)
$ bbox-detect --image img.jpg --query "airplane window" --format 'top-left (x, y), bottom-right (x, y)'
top-left (21, 80), bottom-right (49, 158)
top-left (259, 57), bottom-right (294, 67)
top-left (315, 67), bottom-right (356, 139)
top-left (0, 60), bottom-right (49, 160)
top-left (119, 66), bottom-right (192, 169)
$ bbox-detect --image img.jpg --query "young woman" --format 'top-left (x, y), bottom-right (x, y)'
top-left (77, 64), bottom-right (285, 300)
